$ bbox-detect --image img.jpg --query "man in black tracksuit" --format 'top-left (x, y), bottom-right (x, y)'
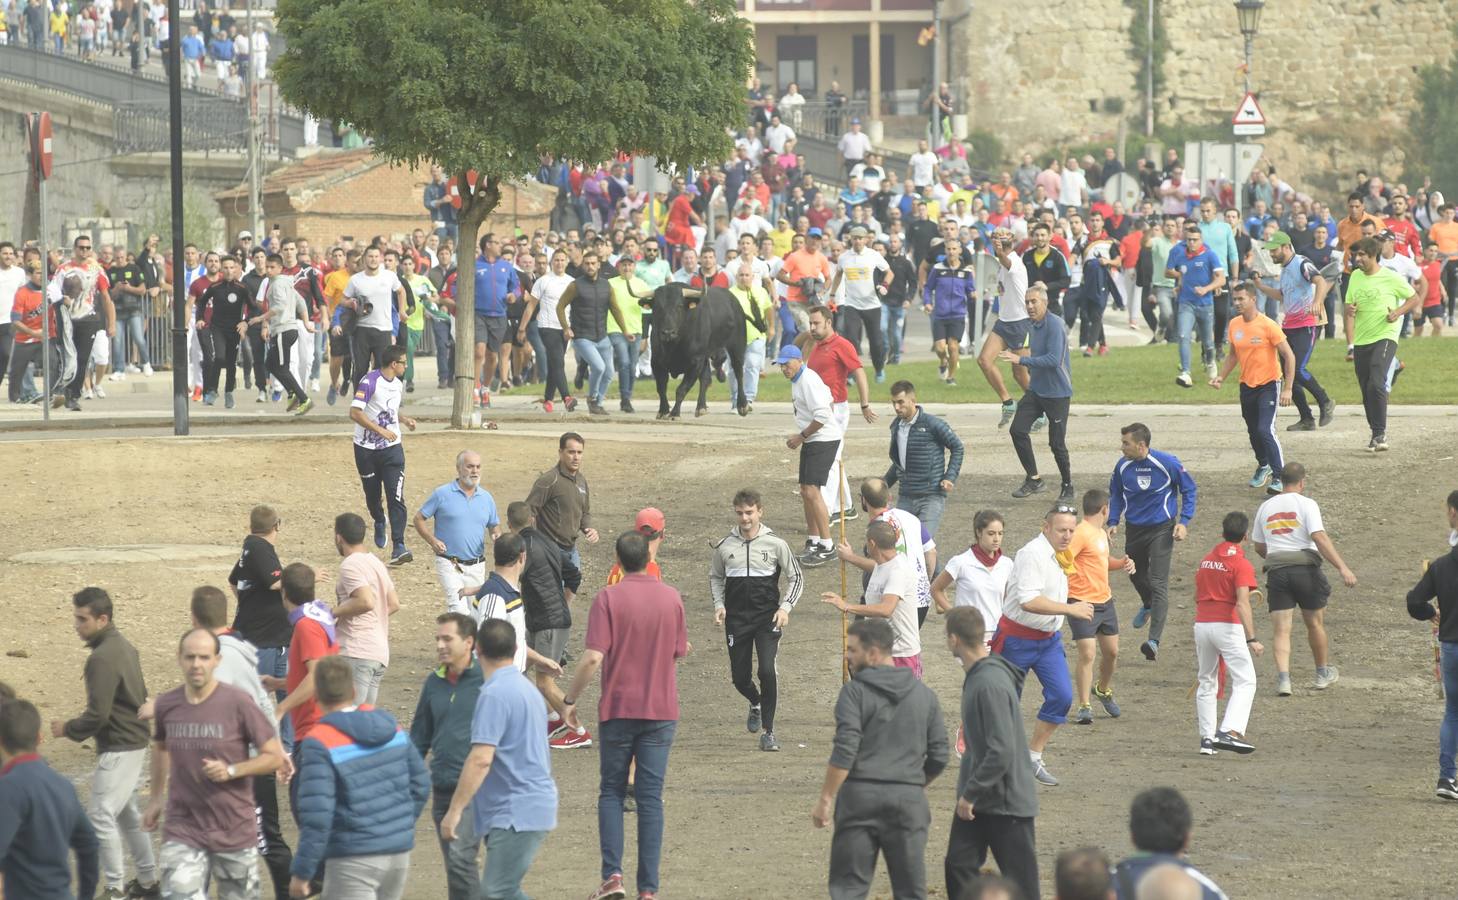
top-left (1023, 222), bottom-right (1072, 316)
top-left (943, 607), bottom-right (1041, 900)
top-left (710, 489), bottom-right (805, 753)
top-left (1407, 489), bottom-right (1458, 801)
top-left (198, 256), bottom-right (249, 403)
top-left (813, 619), bottom-right (947, 900)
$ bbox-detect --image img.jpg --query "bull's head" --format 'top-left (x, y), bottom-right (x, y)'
top-left (653, 283), bottom-right (703, 344)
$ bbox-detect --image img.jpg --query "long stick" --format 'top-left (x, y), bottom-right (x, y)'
top-left (840, 458), bottom-right (848, 684)
top-left (1427, 560), bottom-right (1443, 701)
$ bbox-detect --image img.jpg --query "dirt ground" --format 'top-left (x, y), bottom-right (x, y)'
top-left (1, 404), bottom-right (1455, 899)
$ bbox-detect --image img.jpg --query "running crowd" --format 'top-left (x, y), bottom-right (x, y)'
top-left (3, 362), bottom-right (1455, 899)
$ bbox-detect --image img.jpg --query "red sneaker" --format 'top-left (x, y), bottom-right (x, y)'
top-left (191, 385), bottom-right (203, 401)
top-left (639, 893), bottom-right (657, 900)
top-left (547, 718), bottom-right (566, 738)
top-left (1098, 345), bottom-right (1110, 356)
top-left (587, 874), bottom-right (625, 900)
top-left (550, 727), bottom-right (593, 749)
top-left (542, 400), bottom-right (554, 413)
top-left (564, 395), bottom-right (578, 413)
top-left (955, 723), bottom-right (966, 759)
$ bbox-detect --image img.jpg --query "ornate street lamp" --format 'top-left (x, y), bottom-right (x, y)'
top-left (1234, 0), bottom-right (1265, 94)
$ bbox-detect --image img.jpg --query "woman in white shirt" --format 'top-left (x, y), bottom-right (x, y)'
top-left (778, 82), bottom-right (806, 130)
top-left (932, 509), bottom-right (1013, 648)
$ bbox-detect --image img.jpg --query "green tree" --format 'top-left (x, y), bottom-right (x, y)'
top-left (273, 0), bottom-right (754, 425)
top-left (1408, 24), bottom-right (1458, 196)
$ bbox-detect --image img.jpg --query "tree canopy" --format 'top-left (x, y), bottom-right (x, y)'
top-left (1408, 23), bottom-right (1458, 196)
top-left (273, 0), bottom-right (755, 424)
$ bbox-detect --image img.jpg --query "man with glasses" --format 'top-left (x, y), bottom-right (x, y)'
top-left (1166, 221), bottom-right (1227, 388)
top-left (46, 236), bottom-right (115, 412)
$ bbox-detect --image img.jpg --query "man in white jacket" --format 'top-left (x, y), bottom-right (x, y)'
top-left (775, 343), bottom-right (843, 568)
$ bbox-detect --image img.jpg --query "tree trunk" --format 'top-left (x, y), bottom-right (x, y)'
top-left (450, 176), bottom-right (501, 428)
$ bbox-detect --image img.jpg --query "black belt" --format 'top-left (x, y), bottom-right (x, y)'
top-left (439, 555), bottom-right (485, 567)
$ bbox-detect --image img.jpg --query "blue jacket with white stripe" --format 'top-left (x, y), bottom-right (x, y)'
top-left (1107, 449), bottom-right (1198, 528)
top-left (291, 706), bottom-right (430, 880)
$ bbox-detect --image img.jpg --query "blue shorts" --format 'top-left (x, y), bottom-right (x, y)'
top-left (992, 631), bottom-right (1073, 724)
top-left (992, 318), bottom-right (1031, 350)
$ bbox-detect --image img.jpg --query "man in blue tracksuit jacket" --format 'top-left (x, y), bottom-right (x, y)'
top-left (291, 656), bottom-right (429, 899)
top-left (1107, 422), bottom-right (1198, 662)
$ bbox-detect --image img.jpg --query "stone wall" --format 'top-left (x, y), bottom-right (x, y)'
top-left (956, 0), bottom-right (1457, 193)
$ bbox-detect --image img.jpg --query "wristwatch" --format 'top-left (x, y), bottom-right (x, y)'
top-left (562, 697), bottom-right (577, 707)
top-left (226, 764), bottom-right (237, 779)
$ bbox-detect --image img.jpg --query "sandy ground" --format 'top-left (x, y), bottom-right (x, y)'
top-left (1, 403), bottom-right (1455, 899)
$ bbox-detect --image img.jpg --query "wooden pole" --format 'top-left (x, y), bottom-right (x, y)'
top-left (840, 458), bottom-right (848, 684)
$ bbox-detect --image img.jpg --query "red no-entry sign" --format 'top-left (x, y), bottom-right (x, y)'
top-left (33, 112), bottom-right (53, 181)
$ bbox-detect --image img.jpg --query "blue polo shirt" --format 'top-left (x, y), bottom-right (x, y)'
top-left (1166, 242), bottom-right (1224, 307)
top-left (469, 665), bottom-right (558, 835)
top-left (473, 256), bottom-right (520, 317)
top-left (418, 481), bottom-right (499, 560)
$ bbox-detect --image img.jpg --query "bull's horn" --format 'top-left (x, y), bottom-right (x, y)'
top-left (681, 288), bottom-right (704, 298)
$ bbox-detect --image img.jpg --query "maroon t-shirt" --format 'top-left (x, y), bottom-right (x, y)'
top-left (584, 573), bottom-right (688, 722)
top-left (153, 682), bottom-right (276, 852)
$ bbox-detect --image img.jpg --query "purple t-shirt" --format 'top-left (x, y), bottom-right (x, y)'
top-left (583, 573), bottom-right (688, 722)
top-left (153, 682), bottom-right (276, 852)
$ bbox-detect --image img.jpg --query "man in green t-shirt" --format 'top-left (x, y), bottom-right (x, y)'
top-left (1342, 236), bottom-right (1422, 451)
top-left (400, 255), bottom-right (435, 393)
top-left (607, 256), bottom-right (648, 413)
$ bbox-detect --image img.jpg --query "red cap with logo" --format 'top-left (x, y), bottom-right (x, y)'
top-left (635, 508), bottom-right (666, 538)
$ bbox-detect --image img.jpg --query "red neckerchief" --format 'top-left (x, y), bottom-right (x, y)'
top-left (972, 545), bottom-right (1002, 567)
top-left (2, 753), bottom-right (41, 776)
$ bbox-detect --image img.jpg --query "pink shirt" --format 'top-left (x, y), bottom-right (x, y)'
top-left (584, 573), bottom-right (688, 722)
top-left (335, 552), bottom-right (395, 665)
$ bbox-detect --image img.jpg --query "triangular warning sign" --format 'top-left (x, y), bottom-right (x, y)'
top-left (1232, 92), bottom-right (1265, 125)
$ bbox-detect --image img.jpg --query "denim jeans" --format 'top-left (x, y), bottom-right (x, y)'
top-left (725, 337), bottom-right (765, 404)
top-left (896, 493), bottom-right (947, 541)
top-left (1441, 642), bottom-right (1458, 780)
top-left (572, 336), bottom-right (615, 404)
top-left (112, 312), bottom-right (149, 368)
top-left (256, 644), bottom-right (293, 753)
top-left (1176, 302), bottom-right (1215, 373)
top-left (481, 827), bottom-right (549, 900)
top-left (607, 332), bottom-right (640, 402)
top-left (431, 317), bottom-right (455, 385)
top-left (598, 718), bottom-right (676, 895)
top-left (342, 656), bottom-right (386, 707)
top-left (430, 787), bottom-right (483, 900)
top-left (312, 328), bottom-right (327, 380)
top-left (525, 319), bottom-right (547, 385)
top-left (1151, 285), bottom-right (1175, 341)
top-left (880, 304), bottom-right (907, 364)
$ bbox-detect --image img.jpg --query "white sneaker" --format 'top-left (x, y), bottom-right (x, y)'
top-left (107, 371), bottom-right (123, 382)
top-left (125, 364), bottom-right (141, 373)
top-left (82, 387), bottom-right (94, 400)
top-left (1206, 362), bottom-right (1219, 380)
top-left (93, 384), bottom-right (106, 399)
top-left (310, 379), bottom-right (321, 392)
top-left (142, 363), bottom-right (154, 377)
top-left (1312, 666), bottom-right (1339, 690)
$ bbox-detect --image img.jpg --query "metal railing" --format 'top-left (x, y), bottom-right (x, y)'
top-left (113, 99), bottom-right (251, 154)
top-left (776, 99), bottom-right (871, 140)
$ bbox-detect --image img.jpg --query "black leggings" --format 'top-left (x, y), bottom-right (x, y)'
top-left (266, 330), bottom-right (306, 401)
top-left (204, 327), bottom-right (241, 394)
top-left (727, 626), bottom-right (781, 733)
top-left (1352, 339), bottom-right (1396, 438)
top-left (1009, 392), bottom-right (1071, 486)
top-left (838, 306), bottom-right (886, 373)
top-left (253, 773), bottom-right (293, 900)
top-left (246, 328), bottom-right (267, 389)
top-left (539, 327), bottom-right (572, 402)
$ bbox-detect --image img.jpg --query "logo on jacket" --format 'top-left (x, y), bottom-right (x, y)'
top-left (1136, 474), bottom-right (1152, 490)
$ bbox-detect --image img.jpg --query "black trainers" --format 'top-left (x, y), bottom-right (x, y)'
top-left (1318, 398), bottom-right (1336, 427)
top-left (1199, 738), bottom-right (1220, 756)
top-left (620, 399), bottom-right (635, 413)
top-left (746, 704), bottom-right (762, 734)
top-left (1437, 778), bottom-right (1458, 801)
top-left (1140, 639), bottom-right (1159, 661)
top-left (760, 731), bottom-right (781, 752)
top-left (1286, 418), bottom-right (1315, 432)
top-left (125, 878), bottom-right (161, 899)
top-left (1057, 483), bottom-right (1076, 504)
top-left (1012, 477), bottom-right (1046, 499)
top-left (1213, 730), bottom-right (1255, 754)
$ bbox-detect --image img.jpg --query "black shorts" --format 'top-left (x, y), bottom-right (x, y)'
top-left (475, 314), bottom-right (508, 352)
top-left (1422, 306), bottom-right (1444, 322)
top-left (1266, 565), bottom-right (1330, 612)
top-left (798, 439), bottom-right (839, 487)
top-left (328, 331), bottom-right (352, 357)
top-left (992, 318), bottom-right (1031, 350)
top-left (931, 317), bottom-right (965, 343)
top-left (1069, 599), bottom-right (1119, 639)
top-left (504, 317), bottom-right (524, 344)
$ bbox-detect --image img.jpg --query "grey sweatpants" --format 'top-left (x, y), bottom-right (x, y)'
top-left (828, 780), bottom-right (930, 900)
top-left (321, 852), bottom-right (410, 900)
top-left (90, 748), bottom-right (158, 890)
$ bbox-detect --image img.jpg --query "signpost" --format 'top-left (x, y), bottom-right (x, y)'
top-left (1232, 91), bottom-right (1266, 136)
top-left (29, 112), bottom-right (53, 422)
top-left (1183, 140), bottom-right (1264, 218)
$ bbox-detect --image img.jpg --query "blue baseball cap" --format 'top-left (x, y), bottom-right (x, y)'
top-left (806, 227), bottom-right (824, 238)
top-left (773, 344), bottom-right (803, 365)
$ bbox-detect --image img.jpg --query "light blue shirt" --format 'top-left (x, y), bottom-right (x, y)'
top-left (418, 481), bottom-right (499, 560)
top-left (470, 666), bottom-right (558, 834)
top-left (1196, 219), bottom-right (1239, 272)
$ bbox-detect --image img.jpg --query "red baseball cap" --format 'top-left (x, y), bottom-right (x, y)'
top-left (635, 507), bottom-right (666, 537)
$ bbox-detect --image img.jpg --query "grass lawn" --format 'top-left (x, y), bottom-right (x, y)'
top-left (609, 336), bottom-right (1458, 407)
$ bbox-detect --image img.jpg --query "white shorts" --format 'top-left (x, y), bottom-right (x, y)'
top-left (91, 330), bottom-right (110, 366)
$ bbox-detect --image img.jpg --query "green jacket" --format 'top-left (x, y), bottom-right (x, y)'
top-left (64, 626), bottom-right (150, 753)
top-left (408, 659), bottom-right (485, 790)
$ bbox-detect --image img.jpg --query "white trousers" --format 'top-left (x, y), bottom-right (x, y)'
top-left (1194, 621), bottom-right (1257, 739)
top-left (433, 555), bottom-right (486, 616)
top-left (819, 401), bottom-right (852, 515)
top-left (186, 320), bottom-right (204, 389)
top-left (292, 324), bottom-right (313, 389)
top-left (1120, 269), bottom-right (1141, 323)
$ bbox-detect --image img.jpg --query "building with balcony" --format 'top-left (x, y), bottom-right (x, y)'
top-left (739, 0), bottom-right (940, 129)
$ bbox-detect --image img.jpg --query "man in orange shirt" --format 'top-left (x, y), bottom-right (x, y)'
top-left (1067, 488), bottom-right (1136, 725)
top-left (775, 228), bottom-right (833, 335)
top-left (606, 508), bottom-right (665, 585)
top-left (1209, 282), bottom-right (1295, 493)
top-left (1430, 203), bottom-right (1458, 325)
top-left (1336, 192), bottom-right (1385, 345)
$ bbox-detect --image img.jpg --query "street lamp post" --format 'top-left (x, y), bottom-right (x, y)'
top-left (1234, 0), bottom-right (1264, 96)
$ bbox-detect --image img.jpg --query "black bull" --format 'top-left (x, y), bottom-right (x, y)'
top-left (645, 283), bottom-right (766, 419)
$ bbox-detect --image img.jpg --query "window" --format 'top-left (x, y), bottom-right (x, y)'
top-left (776, 35), bottom-right (816, 95)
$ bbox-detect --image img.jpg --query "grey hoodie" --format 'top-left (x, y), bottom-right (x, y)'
top-left (830, 664), bottom-right (948, 787)
top-left (218, 632), bottom-right (277, 735)
top-left (957, 654), bottom-right (1037, 818)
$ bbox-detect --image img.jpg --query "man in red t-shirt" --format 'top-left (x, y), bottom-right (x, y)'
top-left (562, 532), bottom-right (687, 900)
top-left (1192, 511), bottom-right (1263, 757)
top-left (273, 564), bottom-right (339, 746)
top-left (1415, 243), bottom-right (1448, 337)
top-left (7, 261), bottom-right (58, 403)
top-left (802, 305), bottom-right (878, 524)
